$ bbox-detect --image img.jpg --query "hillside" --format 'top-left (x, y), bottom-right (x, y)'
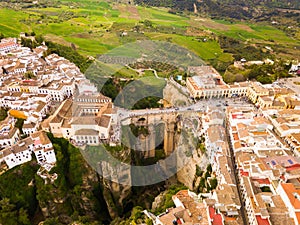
top-left (134, 0), bottom-right (300, 20)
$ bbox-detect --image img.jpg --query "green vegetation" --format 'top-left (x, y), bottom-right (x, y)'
top-left (218, 35), bottom-right (272, 61)
top-left (196, 165), bottom-right (204, 177)
top-left (196, 164), bottom-right (218, 193)
top-left (40, 134), bottom-right (111, 224)
top-left (1, 0), bottom-right (298, 71)
top-left (260, 186), bottom-right (272, 192)
top-left (132, 96), bottom-right (162, 110)
top-left (23, 71), bottom-right (36, 80)
top-left (0, 134), bottom-right (111, 225)
top-left (197, 136), bottom-right (206, 154)
top-left (45, 41), bottom-right (93, 72)
top-left (134, 0), bottom-right (300, 22)
top-left (110, 206), bottom-right (153, 225)
top-left (0, 0), bottom-right (299, 223)
top-left (106, 76), bottom-right (166, 109)
top-left (153, 184), bottom-right (187, 215)
top-left (224, 60), bottom-right (292, 84)
top-left (129, 124), bottom-right (149, 137)
top-left (0, 162), bottom-right (39, 225)
top-left (15, 118), bottom-right (24, 134)
top-left (0, 108), bottom-right (7, 121)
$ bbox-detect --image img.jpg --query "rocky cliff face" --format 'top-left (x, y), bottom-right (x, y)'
top-left (163, 81), bottom-right (191, 107)
top-left (176, 147), bottom-right (206, 190)
top-left (32, 135), bottom-right (112, 224)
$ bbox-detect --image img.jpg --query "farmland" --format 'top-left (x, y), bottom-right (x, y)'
top-left (0, 0), bottom-right (299, 63)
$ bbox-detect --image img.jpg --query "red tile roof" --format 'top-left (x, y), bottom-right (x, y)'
top-left (255, 216), bottom-right (270, 225)
top-left (240, 169), bottom-right (249, 177)
top-left (209, 207), bottom-right (223, 225)
top-left (253, 178), bottom-right (271, 185)
top-left (280, 183), bottom-right (300, 209)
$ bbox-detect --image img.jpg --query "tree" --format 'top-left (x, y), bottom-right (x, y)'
top-left (43, 218), bottom-right (63, 225)
top-left (35, 35), bottom-right (44, 45)
top-left (0, 108), bottom-right (7, 121)
top-left (0, 198), bottom-right (18, 225)
top-left (18, 208), bottom-right (31, 225)
top-left (71, 43), bottom-right (76, 50)
top-left (209, 178), bottom-right (218, 190)
top-left (130, 206), bottom-right (143, 222)
top-left (196, 165), bottom-right (203, 177)
top-left (146, 218), bottom-right (153, 225)
top-left (24, 71), bottom-right (36, 79)
top-left (206, 164), bottom-right (212, 173)
top-left (15, 118), bottom-right (24, 134)
top-left (143, 20), bottom-right (153, 27)
top-left (21, 38), bottom-right (37, 49)
top-left (198, 177), bottom-right (206, 193)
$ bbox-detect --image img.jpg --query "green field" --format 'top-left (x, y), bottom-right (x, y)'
top-left (0, 0), bottom-right (299, 62)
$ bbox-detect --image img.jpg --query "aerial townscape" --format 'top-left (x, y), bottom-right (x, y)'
top-left (0, 0), bottom-right (300, 225)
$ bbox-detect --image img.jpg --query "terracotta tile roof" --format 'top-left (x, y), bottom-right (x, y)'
top-left (255, 215), bottom-right (270, 225)
top-left (280, 183), bottom-right (300, 209)
top-left (209, 207), bottom-right (223, 225)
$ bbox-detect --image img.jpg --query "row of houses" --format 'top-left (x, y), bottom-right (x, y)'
top-left (0, 131), bottom-right (56, 170)
top-left (0, 40), bottom-right (84, 102)
top-left (147, 85), bottom-right (300, 225)
top-left (201, 106), bottom-right (242, 224)
top-left (0, 38), bottom-right (19, 53)
top-left (227, 104), bottom-right (300, 224)
top-left (0, 91), bottom-right (51, 135)
top-left (146, 106), bottom-right (244, 225)
top-left (186, 66), bottom-right (300, 109)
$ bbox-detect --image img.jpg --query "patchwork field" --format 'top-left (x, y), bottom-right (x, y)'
top-left (0, 0), bottom-right (299, 62)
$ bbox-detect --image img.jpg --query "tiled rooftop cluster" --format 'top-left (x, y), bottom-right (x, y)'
top-left (0, 131), bottom-right (56, 170)
top-left (228, 104), bottom-right (300, 225)
top-left (202, 106), bottom-right (242, 224)
top-left (0, 36), bottom-right (114, 173)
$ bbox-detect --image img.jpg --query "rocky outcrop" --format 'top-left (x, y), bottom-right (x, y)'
top-left (163, 81), bottom-right (191, 107)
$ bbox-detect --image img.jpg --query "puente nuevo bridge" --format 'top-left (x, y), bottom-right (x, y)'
top-left (116, 105), bottom-right (201, 158)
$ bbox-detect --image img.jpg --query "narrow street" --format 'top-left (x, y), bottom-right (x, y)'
top-left (225, 116), bottom-right (248, 225)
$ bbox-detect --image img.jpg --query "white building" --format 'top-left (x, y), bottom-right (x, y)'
top-left (31, 131), bottom-right (56, 165)
top-left (0, 117), bottom-right (20, 148)
top-left (0, 137), bottom-right (33, 169)
top-left (0, 131), bottom-right (56, 169)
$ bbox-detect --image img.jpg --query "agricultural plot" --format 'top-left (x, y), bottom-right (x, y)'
top-left (0, 0), bottom-right (298, 63)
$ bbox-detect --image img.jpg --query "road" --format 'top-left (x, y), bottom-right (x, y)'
top-left (112, 95), bottom-right (250, 142)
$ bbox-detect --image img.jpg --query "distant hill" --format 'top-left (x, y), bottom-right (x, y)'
top-left (134, 0), bottom-right (300, 20)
